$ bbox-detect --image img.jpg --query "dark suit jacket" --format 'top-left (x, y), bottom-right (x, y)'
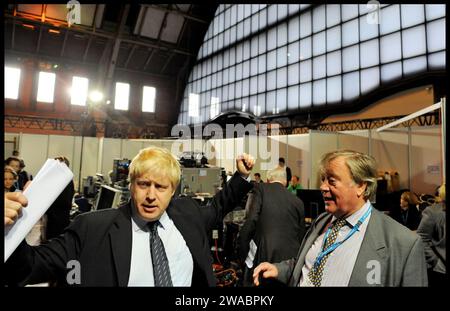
top-left (5, 172), bottom-right (252, 287)
top-left (285, 167), bottom-right (292, 188)
top-left (238, 183), bottom-right (305, 268)
top-left (390, 204), bottom-right (421, 231)
top-left (45, 181), bottom-right (75, 240)
top-left (274, 206), bottom-right (428, 286)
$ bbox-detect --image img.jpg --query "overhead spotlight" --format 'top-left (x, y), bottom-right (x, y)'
top-left (89, 90), bottom-right (104, 102)
top-left (106, 100), bottom-right (111, 104)
top-left (53, 64), bottom-right (59, 69)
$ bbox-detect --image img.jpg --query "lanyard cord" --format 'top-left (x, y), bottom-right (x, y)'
top-left (313, 206), bottom-right (372, 269)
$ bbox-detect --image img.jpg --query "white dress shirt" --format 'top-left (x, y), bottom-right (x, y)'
top-left (299, 201), bottom-right (372, 286)
top-left (128, 205), bottom-right (194, 286)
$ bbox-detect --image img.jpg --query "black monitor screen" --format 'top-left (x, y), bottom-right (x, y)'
top-left (297, 189), bottom-right (326, 219)
top-left (96, 186), bottom-right (118, 210)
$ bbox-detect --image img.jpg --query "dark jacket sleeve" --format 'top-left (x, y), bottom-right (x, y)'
top-left (416, 206), bottom-right (438, 269)
top-left (4, 213), bottom-right (87, 286)
top-left (45, 181), bottom-right (75, 240)
top-left (200, 171), bottom-right (253, 232)
top-left (237, 187), bottom-right (263, 261)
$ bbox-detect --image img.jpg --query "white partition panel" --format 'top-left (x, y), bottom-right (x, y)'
top-left (142, 139), bottom-right (163, 149)
top-left (234, 137), bottom-right (244, 159)
top-left (72, 136), bottom-right (83, 191)
top-left (19, 134), bottom-right (49, 178)
top-left (310, 131), bottom-right (338, 188)
top-left (80, 137), bottom-right (100, 180)
top-left (257, 136), bottom-right (280, 173)
top-left (204, 139), bottom-right (219, 166)
top-left (287, 134), bottom-right (310, 189)
top-left (371, 128), bottom-right (409, 190)
top-left (121, 140), bottom-right (144, 161)
top-left (100, 138), bottom-right (122, 181)
top-left (337, 130), bottom-right (370, 154)
top-left (169, 139), bottom-right (188, 158)
top-left (410, 126), bottom-right (442, 194)
top-left (4, 133), bottom-right (20, 159)
top-left (48, 135), bottom-right (76, 170)
top-left (160, 140), bottom-right (176, 155)
top-left (220, 138), bottom-right (235, 173)
top-left (270, 134), bottom-right (288, 164)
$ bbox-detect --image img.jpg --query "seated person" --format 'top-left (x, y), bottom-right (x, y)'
top-left (390, 191), bottom-right (421, 231)
top-left (5, 156), bottom-right (29, 191)
top-left (4, 166), bottom-right (18, 193)
top-left (287, 175), bottom-right (302, 195)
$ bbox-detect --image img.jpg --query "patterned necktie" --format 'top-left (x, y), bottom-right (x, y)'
top-left (307, 218), bottom-right (347, 287)
top-left (148, 221), bottom-right (173, 287)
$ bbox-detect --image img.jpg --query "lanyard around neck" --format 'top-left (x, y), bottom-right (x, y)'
top-left (313, 206), bottom-right (372, 269)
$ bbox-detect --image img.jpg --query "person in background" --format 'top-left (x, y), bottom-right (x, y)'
top-left (4, 164), bottom-right (43, 246)
top-left (278, 157), bottom-right (291, 188)
top-left (4, 166), bottom-right (18, 193)
top-left (253, 150), bottom-right (427, 287)
top-left (417, 184), bottom-right (446, 287)
top-left (287, 175), bottom-right (302, 195)
top-left (5, 156), bottom-right (29, 191)
top-left (5, 146), bottom-right (254, 287)
top-left (45, 156), bottom-right (75, 240)
top-left (253, 173), bottom-right (263, 184)
top-left (391, 191), bottom-right (421, 231)
top-left (238, 167), bottom-right (305, 287)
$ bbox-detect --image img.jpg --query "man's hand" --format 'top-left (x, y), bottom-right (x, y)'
top-left (253, 262), bottom-right (278, 286)
top-left (236, 153), bottom-right (255, 178)
top-left (5, 192), bottom-right (28, 226)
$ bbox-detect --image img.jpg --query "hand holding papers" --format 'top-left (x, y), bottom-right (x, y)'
top-left (4, 159), bottom-right (73, 262)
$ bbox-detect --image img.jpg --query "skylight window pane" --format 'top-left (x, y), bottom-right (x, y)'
top-left (402, 25), bottom-right (426, 58)
top-left (5, 67), bottom-right (21, 100)
top-left (71, 76), bottom-right (88, 106)
top-left (189, 93), bottom-right (199, 117)
top-left (401, 5), bottom-right (425, 28)
top-left (210, 96), bottom-right (220, 118)
top-left (37, 71), bottom-right (56, 103)
top-left (114, 82), bottom-right (130, 110)
top-left (142, 86), bottom-right (156, 112)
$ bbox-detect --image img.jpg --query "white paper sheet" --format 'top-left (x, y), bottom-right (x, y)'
top-left (4, 159), bottom-right (73, 262)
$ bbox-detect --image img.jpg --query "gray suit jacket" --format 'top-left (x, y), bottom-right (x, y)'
top-left (274, 207), bottom-right (428, 286)
top-left (416, 203), bottom-right (446, 274)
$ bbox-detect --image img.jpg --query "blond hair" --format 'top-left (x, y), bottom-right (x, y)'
top-left (401, 191), bottom-right (419, 205)
top-left (319, 150), bottom-right (378, 201)
top-left (129, 146), bottom-right (181, 189)
top-left (437, 184), bottom-right (445, 203)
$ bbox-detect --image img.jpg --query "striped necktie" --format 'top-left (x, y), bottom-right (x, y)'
top-left (148, 221), bottom-right (173, 287)
top-left (307, 218), bottom-right (347, 287)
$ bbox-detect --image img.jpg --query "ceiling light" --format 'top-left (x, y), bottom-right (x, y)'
top-left (89, 91), bottom-right (104, 102)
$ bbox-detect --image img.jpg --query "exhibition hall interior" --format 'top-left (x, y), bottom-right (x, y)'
top-left (4, 4), bottom-right (446, 288)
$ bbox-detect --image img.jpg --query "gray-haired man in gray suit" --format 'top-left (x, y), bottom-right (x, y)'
top-left (253, 150), bottom-right (427, 287)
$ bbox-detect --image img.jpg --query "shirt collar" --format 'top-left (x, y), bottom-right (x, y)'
top-left (130, 200), bottom-right (171, 232)
top-left (331, 200), bottom-right (371, 228)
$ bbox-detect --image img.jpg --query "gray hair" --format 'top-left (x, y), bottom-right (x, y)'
top-left (267, 168), bottom-right (287, 185)
top-left (319, 150), bottom-right (378, 201)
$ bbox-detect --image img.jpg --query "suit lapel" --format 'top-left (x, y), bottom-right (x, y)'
top-left (110, 204), bottom-right (133, 287)
top-left (349, 209), bottom-right (387, 286)
top-left (290, 213), bottom-right (332, 285)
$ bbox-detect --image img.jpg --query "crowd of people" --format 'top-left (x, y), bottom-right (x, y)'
top-left (4, 148), bottom-right (446, 287)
